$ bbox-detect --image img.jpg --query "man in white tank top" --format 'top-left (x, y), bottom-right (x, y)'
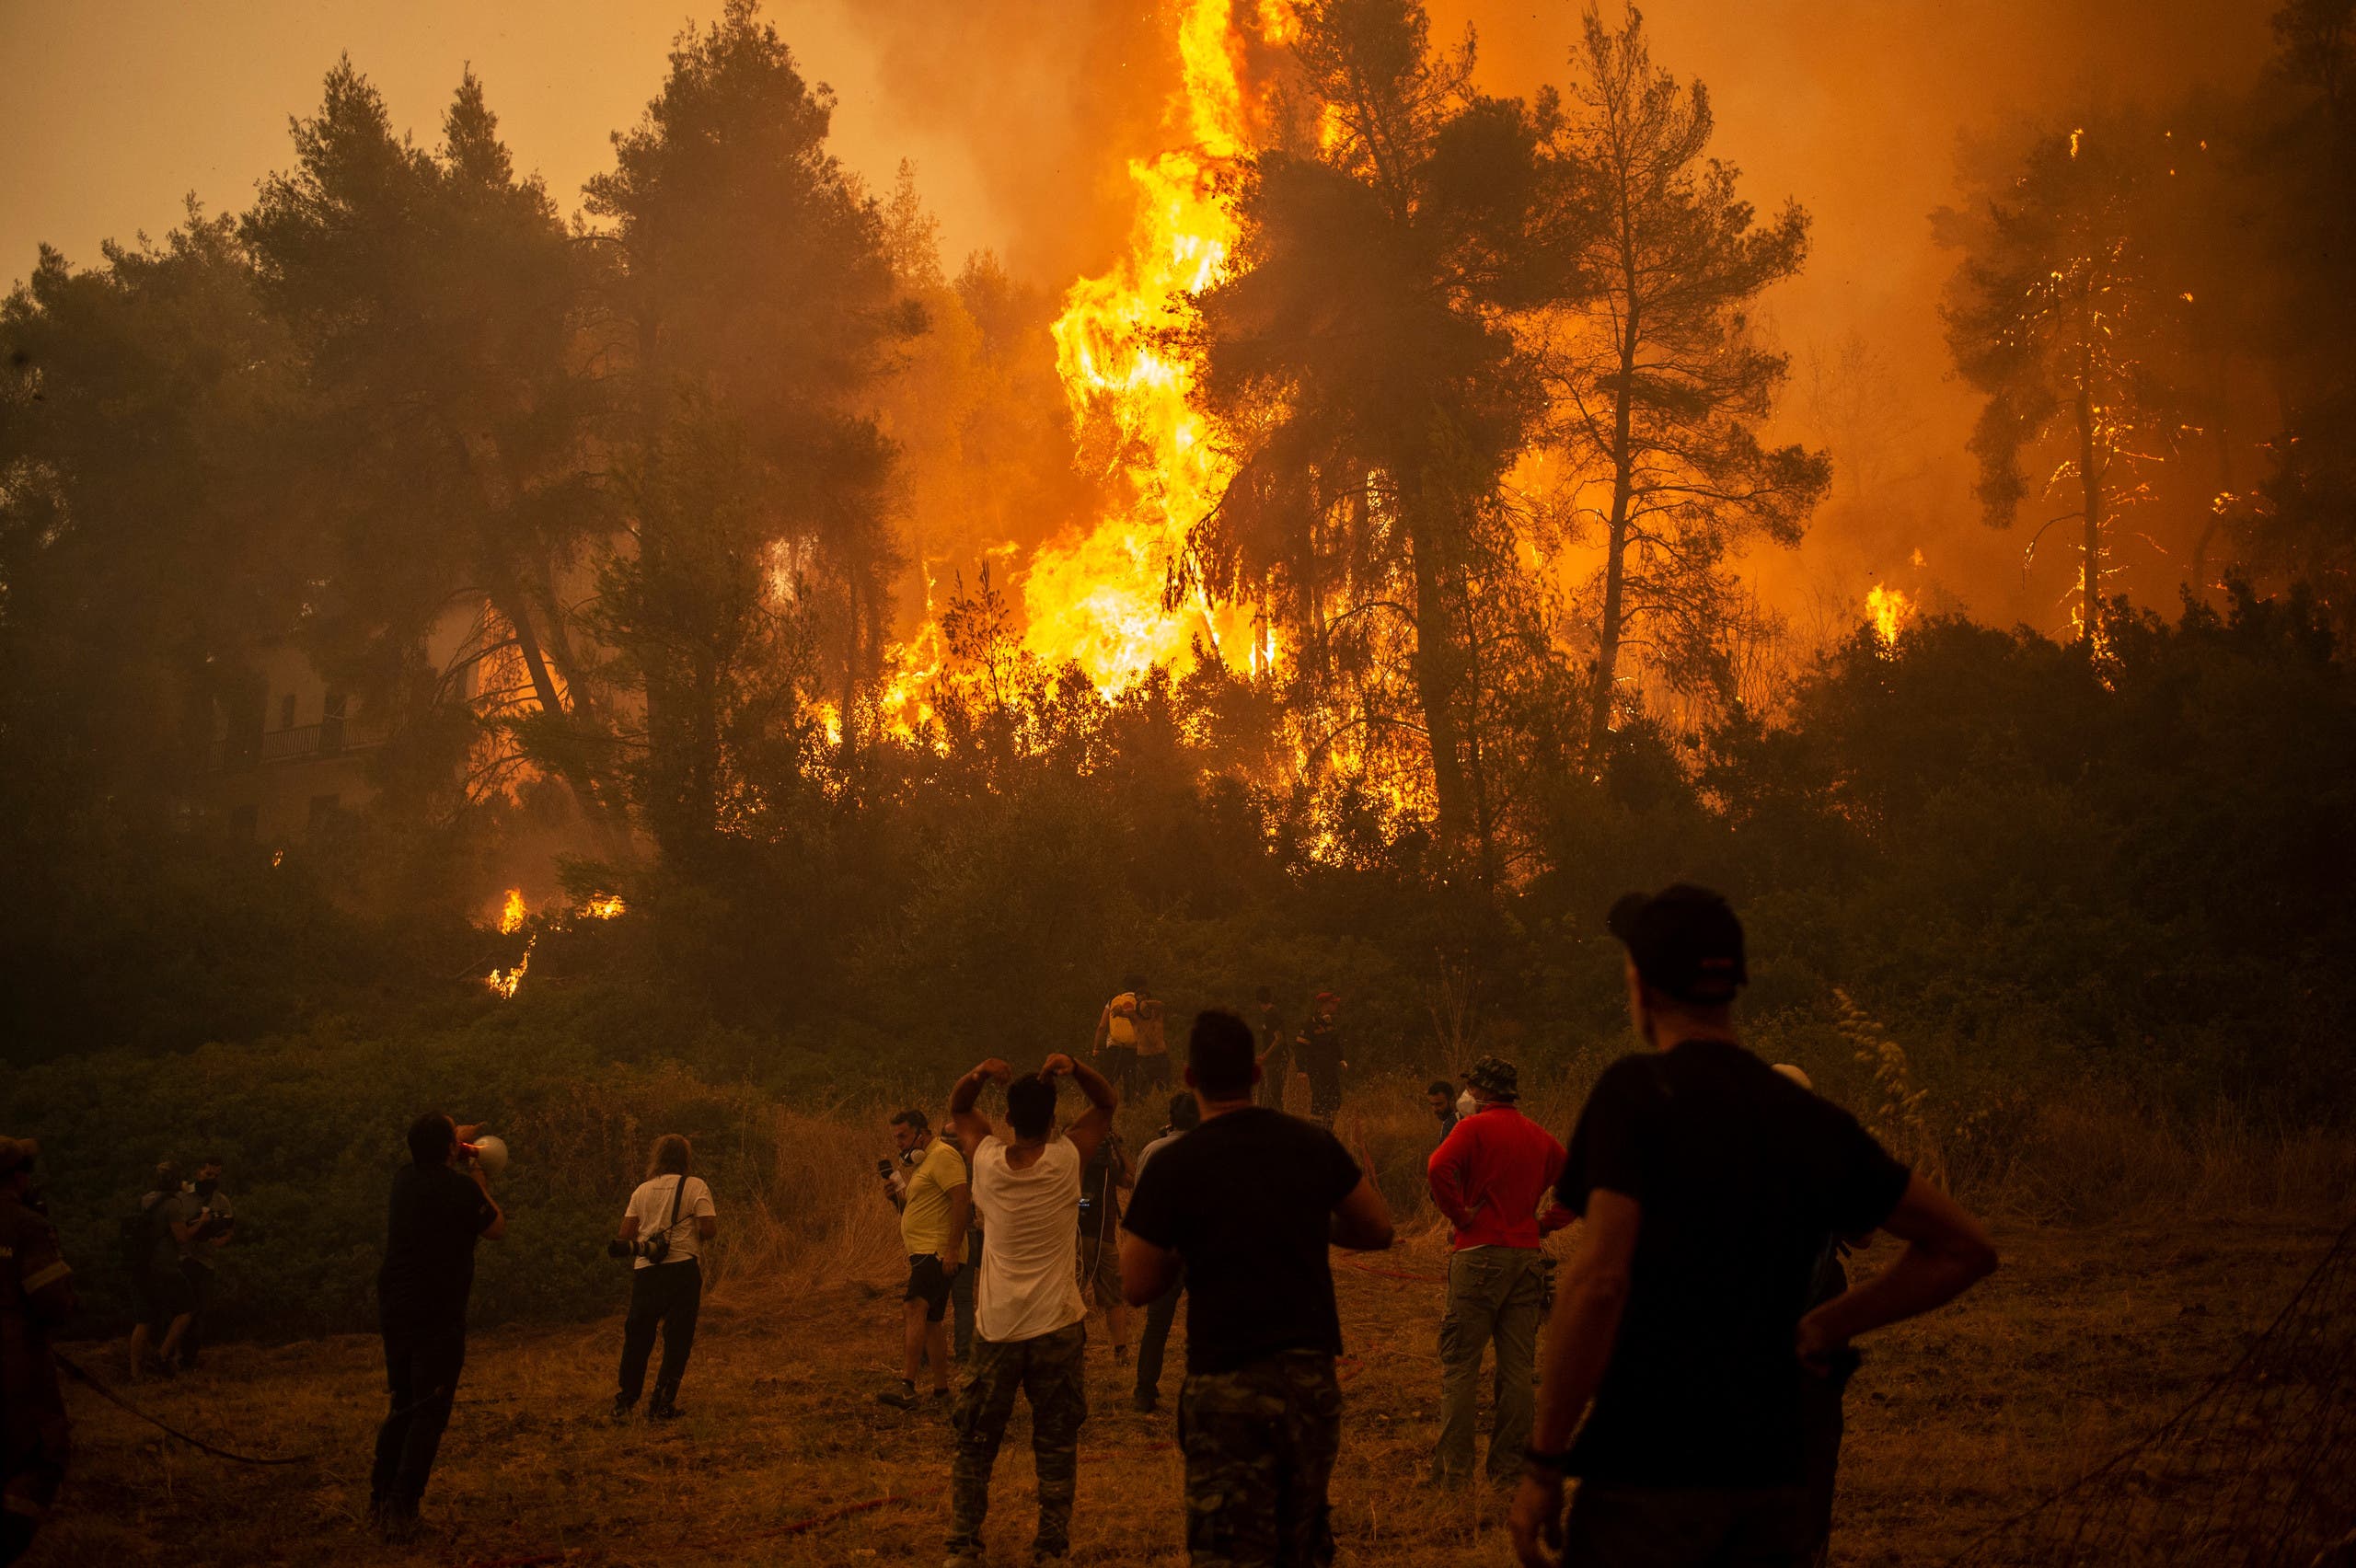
top-left (944, 1051), bottom-right (1118, 1563)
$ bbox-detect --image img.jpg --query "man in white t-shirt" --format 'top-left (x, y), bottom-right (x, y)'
top-left (944, 1051), bottom-right (1117, 1564)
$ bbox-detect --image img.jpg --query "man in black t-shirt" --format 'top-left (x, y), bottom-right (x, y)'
top-left (1121, 1009), bottom-right (1394, 1566)
top-left (1292, 993), bottom-right (1345, 1125)
top-left (1509, 888), bottom-right (1998, 1568)
top-left (370, 1113), bottom-right (505, 1542)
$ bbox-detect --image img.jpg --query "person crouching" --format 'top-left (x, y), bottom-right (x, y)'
top-left (612, 1134), bottom-right (717, 1422)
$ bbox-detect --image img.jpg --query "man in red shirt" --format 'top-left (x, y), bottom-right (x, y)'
top-left (1426, 1056), bottom-right (1573, 1486)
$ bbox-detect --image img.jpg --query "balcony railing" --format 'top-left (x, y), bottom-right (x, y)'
top-left (214, 719), bottom-right (380, 772)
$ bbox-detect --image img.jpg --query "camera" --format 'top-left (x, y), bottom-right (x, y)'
top-left (606, 1232), bottom-right (672, 1263)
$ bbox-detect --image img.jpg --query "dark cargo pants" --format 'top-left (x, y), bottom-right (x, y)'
top-left (949, 1321), bottom-right (1088, 1556)
top-left (1434, 1245), bottom-right (1546, 1482)
top-left (1179, 1348), bottom-right (1342, 1567)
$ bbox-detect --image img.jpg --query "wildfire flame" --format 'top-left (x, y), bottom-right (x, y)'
top-left (486, 940), bottom-right (531, 999)
top-left (497, 886), bottom-right (526, 934)
top-left (1020, 0), bottom-right (1289, 690)
top-left (1866, 584), bottom-right (1915, 650)
top-left (578, 894), bottom-right (626, 920)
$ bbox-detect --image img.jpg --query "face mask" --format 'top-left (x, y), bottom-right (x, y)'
top-left (1456, 1090), bottom-right (1477, 1118)
top-left (195, 1180), bottom-right (219, 1199)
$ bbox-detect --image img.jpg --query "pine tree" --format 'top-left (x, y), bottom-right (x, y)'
top-left (1546, 7), bottom-right (1827, 751)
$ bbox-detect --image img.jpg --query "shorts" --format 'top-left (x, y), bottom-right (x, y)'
top-left (906, 1254), bottom-right (953, 1323)
top-left (1101, 1044), bottom-right (1138, 1091)
top-left (1079, 1229), bottom-right (1123, 1305)
top-left (131, 1263), bottom-right (191, 1331)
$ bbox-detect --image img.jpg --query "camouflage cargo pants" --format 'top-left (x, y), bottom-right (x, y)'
top-left (949, 1321), bottom-right (1088, 1556)
top-left (1178, 1349), bottom-right (1342, 1567)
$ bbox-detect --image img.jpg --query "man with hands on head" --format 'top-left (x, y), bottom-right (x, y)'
top-left (1508, 888), bottom-right (1997, 1568)
top-left (944, 1051), bottom-right (1116, 1566)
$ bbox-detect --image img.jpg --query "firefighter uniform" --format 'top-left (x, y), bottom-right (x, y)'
top-left (0, 1136), bottom-right (73, 1566)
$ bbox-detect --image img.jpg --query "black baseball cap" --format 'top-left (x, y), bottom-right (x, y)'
top-left (1607, 885), bottom-right (1747, 1005)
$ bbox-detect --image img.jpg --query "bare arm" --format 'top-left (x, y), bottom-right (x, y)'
top-left (1119, 1230), bottom-right (1181, 1308)
top-left (1044, 1053), bottom-right (1118, 1168)
top-left (1329, 1173), bottom-right (1394, 1251)
top-left (1510, 1190), bottom-right (1640, 1568)
top-left (617, 1215), bottom-right (641, 1243)
top-left (1797, 1174), bottom-right (1997, 1365)
top-left (697, 1214), bottom-right (718, 1240)
top-left (943, 1183), bottom-right (972, 1271)
top-left (1091, 1005), bottom-right (1112, 1055)
top-left (950, 1059), bottom-right (1012, 1154)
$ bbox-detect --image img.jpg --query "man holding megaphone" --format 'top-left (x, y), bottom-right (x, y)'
top-left (369, 1113), bottom-right (506, 1543)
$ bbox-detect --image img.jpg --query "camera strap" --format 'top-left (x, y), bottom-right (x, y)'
top-left (662, 1172), bottom-right (688, 1251)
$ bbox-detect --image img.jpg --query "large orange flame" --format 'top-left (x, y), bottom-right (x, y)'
top-left (1022, 0), bottom-right (1290, 690)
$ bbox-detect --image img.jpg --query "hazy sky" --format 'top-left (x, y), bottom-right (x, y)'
top-left (2, 0), bottom-right (2280, 631)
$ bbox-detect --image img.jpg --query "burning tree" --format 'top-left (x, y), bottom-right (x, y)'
top-left (1941, 118), bottom-right (2177, 649)
top-left (584, 2), bottom-right (918, 857)
top-left (1543, 6), bottom-right (1828, 756)
top-left (1179, 0), bottom-right (1575, 878)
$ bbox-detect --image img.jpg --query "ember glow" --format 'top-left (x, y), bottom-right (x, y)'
top-left (1867, 584), bottom-right (1916, 649)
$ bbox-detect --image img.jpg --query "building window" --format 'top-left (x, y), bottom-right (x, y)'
top-left (280, 693), bottom-right (297, 730)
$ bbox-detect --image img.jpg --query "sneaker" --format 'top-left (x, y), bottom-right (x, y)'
top-left (611, 1395), bottom-right (635, 1423)
top-left (1032, 1539), bottom-right (1069, 1562)
top-left (649, 1401), bottom-right (685, 1422)
top-left (929, 1387), bottom-right (954, 1405)
top-left (1131, 1387), bottom-right (1159, 1413)
top-left (877, 1384), bottom-right (919, 1411)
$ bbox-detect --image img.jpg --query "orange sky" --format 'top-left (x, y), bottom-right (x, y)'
top-left (2, 0), bottom-right (2278, 637)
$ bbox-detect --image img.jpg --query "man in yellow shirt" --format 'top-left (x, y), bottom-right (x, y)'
top-left (880, 1109), bottom-right (972, 1409)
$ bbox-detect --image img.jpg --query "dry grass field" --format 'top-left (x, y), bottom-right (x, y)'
top-left (26, 1202), bottom-right (2350, 1568)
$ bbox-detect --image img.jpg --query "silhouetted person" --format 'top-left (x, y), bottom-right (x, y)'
top-left (1122, 1009), bottom-right (1394, 1564)
top-left (1510, 888), bottom-right (1996, 1568)
top-left (0, 1136), bottom-right (72, 1568)
top-left (1129, 1090), bottom-right (1200, 1413)
top-left (371, 1113), bottom-right (505, 1543)
top-left (1294, 992), bottom-right (1345, 1126)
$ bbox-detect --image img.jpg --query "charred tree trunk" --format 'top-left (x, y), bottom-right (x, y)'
top-left (1588, 304), bottom-right (1642, 757)
top-left (2076, 365), bottom-right (2104, 650)
top-left (1408, 503), bottom-right (1473, 865)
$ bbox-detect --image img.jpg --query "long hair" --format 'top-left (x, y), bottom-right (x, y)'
top-left (647, 1134), bottom-right (692, 1181)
